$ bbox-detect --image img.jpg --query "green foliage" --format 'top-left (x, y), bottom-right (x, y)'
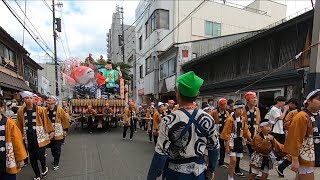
top-left (112, 62), bottom-right (133, 82)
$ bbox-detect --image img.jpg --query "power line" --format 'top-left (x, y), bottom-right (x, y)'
top-left (42, 0), bottom-right (53, 12)
top-left (136, 0), bottom-right (208, 60)
top-left (13, 0), bottom-right (54, 55)
top-left (61, 11), bottom-right (71, 55)
top-left (22, 0), bottom-right (26, 46)
top-left (123, 2), bottom-right (151, 32)
top-left (2, 0), bottom-right (54, 60)
top-left (115, 0), bottom-right (208, 62)
top-left (58, 38), bottom-right (68, 60)
top-left (235, 41), bottom-right (320, 93)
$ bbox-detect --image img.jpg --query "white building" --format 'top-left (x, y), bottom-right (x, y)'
top-left (38, 63), bottom-right (69, 98)
top-left (134, 0), bottom-right (287, 104)
top-left (107, 7), bottom-right (136, 63)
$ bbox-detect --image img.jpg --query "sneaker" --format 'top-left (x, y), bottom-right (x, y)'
top-left (89, 131), bottom-right (93, 134)
top-left (235, 171), bottom-right (245, 178)
top-left (130, 139), bottom-right (133, 141)
top-left (219, 164), bottom-right (228, 168)
top-left (33, 177), bottom-right (41, 180)
top-left (53, 165), bottom-right (60, 171)
top-left (276, 166), bottom-right (284, 178)
top-left (41, 167), bottom-right (48, 178)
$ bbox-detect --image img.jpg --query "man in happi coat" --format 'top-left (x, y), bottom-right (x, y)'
top-left (16, 91), bottom-right (54, 180)
top-left (147, 71), bottom-right (219, 180)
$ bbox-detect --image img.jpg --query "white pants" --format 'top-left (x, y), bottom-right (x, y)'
top-left (298, 166), bottom-right (314, 175)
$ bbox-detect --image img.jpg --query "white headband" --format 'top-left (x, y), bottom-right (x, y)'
top-left (234, 104), bottom-right (245, 109)
top-left (306, 89), bottom-right (320, 100)
top-left (260, 122), bottom-right (269, 127)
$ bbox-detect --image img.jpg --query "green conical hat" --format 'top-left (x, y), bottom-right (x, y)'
top-left (176, 71), bottom-right (204, 97)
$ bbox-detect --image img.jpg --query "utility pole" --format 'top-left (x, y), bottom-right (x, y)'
top-left (52, 0), bottom-right (63, 96)
top-left (117, 5), bottom-right (125, 63)
top-left (306, 0), bottom-right (320, 94)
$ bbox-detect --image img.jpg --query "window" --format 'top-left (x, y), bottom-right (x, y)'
top-left (192, 53), bottom-right (197, 59)
top-left (145, 9), bottom-right (169, 38)
top-left (145, 56), bottom-right (153, 75)
top-left (0, 42), bottom-right (15, 62)
top-left (139, 36), bottom-right (142, 50)
top-left (205, 20), bottom-right (221, 37)
top-left (160, 58), bottom-right (176, 79)
top-left (139, 65), bottom-right (143, 79)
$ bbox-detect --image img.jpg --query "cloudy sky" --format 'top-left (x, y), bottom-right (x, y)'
top-left (0, 0), bottom-right (313, 64)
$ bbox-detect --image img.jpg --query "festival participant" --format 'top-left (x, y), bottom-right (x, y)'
top-left (102, 102), bottom-right (113, 133)
top-left (220, 101), bottom-right (252, 180)
top-left (208, 98), bottom-right (215, 111)
top-left (147, 71), bottom-right (219, 180)
top-left (139, 104), bottom-right (148, 131)
top-left (277, 103), bottom-right (303, 177)
top-left (123, 100), bottom-right (138, 140)
top-left (243, 92), bottom-right (261, 156)
top-left (0, 99), bottom-right (27, 180)
top-left (267, 96), bottom-right (288, 164)
top-left (167, 100), bottom-right (175, 114)
top-left (152, 102), bottom-right (166, 145)
top-left (84, 53), bottom-right (94, 64)
top-left (210, 98), bottom-right (230, 168)
top-left (62, 100), bottom-right (71, 115)
top-left (83, 105), bottom-right (97, 134)
top-left (284, 89), bottom-right (320, 180)
top-left (61, 100), bottom-right (71, 144)
top-left (99, 60), bottom-right (123, 94)
top-left (234, 92), bottom-right (261, 177)
top-left (16, 91), bottom-right (54, 180)
top-left (44, 96), bottom-right (70, 171)
top-left (248, 119), bottom-right (284, 180)
top-left (146, 102), bottom-right (156, 142)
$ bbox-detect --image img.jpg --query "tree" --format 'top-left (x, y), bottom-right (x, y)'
top-left (112, 62), bottom-right (133, 82)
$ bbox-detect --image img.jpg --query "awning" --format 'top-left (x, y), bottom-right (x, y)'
top-left (0, 71), bottom-right (32, 91)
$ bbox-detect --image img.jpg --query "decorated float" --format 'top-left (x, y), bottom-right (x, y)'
top-left (62, 57), bottom-right (127, 129)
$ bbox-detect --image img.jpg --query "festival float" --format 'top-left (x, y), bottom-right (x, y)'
top-left (62, 57), bottom-right (127, 129)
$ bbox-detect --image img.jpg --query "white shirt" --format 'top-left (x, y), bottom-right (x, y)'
top-left (236, 117), bottom-right (241, 122)
top-left (269, 106), bottom-right (284, 134)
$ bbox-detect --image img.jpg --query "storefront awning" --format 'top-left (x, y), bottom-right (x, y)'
top-left (0, 71), bottom-right (32, 92)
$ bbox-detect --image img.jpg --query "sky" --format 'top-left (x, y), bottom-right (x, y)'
top-left (0, 0), bottom-right (314, 64)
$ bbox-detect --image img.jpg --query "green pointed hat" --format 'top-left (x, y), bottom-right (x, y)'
top-left (176, 71), bottom-right (204, 97)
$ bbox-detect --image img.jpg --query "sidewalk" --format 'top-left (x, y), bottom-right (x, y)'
top-left (224, 154), bottom-right (320, 180)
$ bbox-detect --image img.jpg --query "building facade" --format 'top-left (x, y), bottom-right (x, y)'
top-left (38, 63), bottom-right (65, 98)
top-left (134, 0), bottom-right (287, 104)
top-left (107, 8), bottom-right (136, 63)
top-left (24, 56), bottom-right (43, 93)
top-left (0, 26), bottom-right (37, 101)
top-left (182, 9), bottom-right (313, 117)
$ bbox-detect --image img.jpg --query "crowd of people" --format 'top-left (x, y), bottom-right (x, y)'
top-left (0, 71), bottom-right (319, 180)
top-left (0, 92), bottom-right (71, 180)
top-left (144, 71), bottom-right (320, 180)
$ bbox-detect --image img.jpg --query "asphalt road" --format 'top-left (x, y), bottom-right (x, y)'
top-left (17, 126), bottom-right (248, 180)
